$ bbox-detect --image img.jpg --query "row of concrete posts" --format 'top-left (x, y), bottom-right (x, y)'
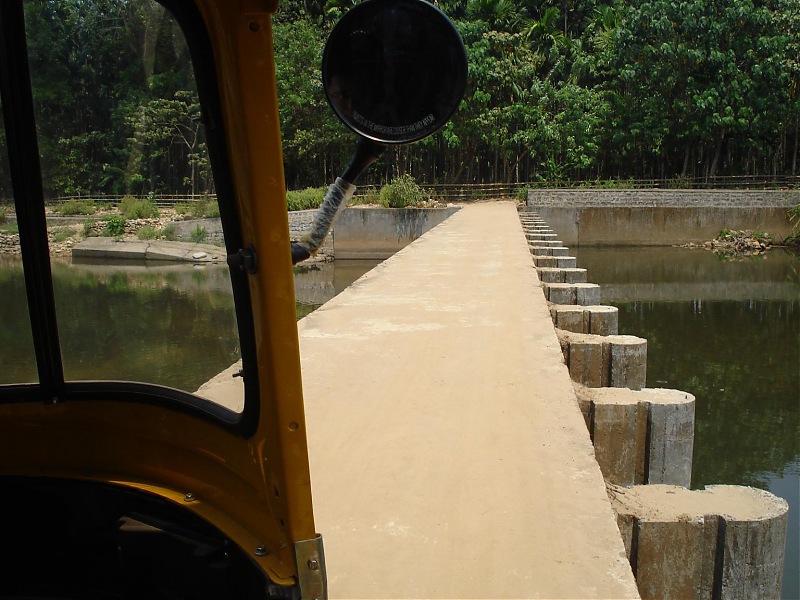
top-left (518, 209), bottom-right (789, 600)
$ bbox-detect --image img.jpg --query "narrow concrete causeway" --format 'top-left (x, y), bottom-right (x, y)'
top-left (299, 202), bottom-right (639, 598)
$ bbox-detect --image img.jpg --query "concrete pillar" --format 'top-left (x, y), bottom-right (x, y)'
top-left (549, 305), bottom-right (618, 335)
top-left (531, 245), bottom-right (554, 256)
top-left (566, 336), bottom-right (608, 387)
top-left (557, 330), bottom-right (646, 390)
top-left (533, 255), bottom-right (577, 268)
top-left (533, 255), bottom-right (559, 267)
top-left (608, 335), bottom-right (647, 390)
top-left (538, 268), bottom-right (565, 283)
top-left (550, 305), bottom-right (586, 332)
top-left (587, 305), bottom-right (618, 335)
top-left (546, 283), bottom-right (577, 304)
top-left (574, 386), bottom-right (694, 487)
top-left (529, 240), bottom-right (565, 247)
top-left (591, 394), bottom-right (648, 486)
top-left (609, 484), bottom-right (789, 600)
top-left (563, 268), bottom-right (588, 283)
top-left (531, 245), bottom-right (571, 257)
top-left (525, 232), bottom-right (559, 241)
top-left (537, 268), bottom-right (588, 284)
top-left (575, 282), bottom-right (601, 305)
top-left (648, 392), bottom-right (695, 486)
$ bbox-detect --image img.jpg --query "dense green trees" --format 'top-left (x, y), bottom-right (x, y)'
top-left (608, 0), bottom-right (796, 179)
top-left (2, 0), bottom-right (199, 199)
top-left (1, 0), bottom-right (798, 199)
top-left (274, 0), bottom-right (800, 186)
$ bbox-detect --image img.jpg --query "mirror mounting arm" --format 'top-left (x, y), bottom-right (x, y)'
top-left (341, 137), bottom-right (387, 185)
top-left (290, 138), bottom-right (387, 265)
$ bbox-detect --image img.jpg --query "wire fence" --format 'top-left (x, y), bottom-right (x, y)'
top-left (3, 175), bottom-right (798, 208)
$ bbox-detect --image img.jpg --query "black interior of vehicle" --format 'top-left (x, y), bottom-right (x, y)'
top-left (0, 478), bottom-right (295, 600)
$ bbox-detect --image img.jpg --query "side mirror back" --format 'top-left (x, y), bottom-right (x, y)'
top-left (292, 0), bottom-right (467, 265)
top-left (322, 0), bottom-right (467, 145)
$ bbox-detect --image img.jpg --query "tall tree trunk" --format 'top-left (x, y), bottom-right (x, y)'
top-left (124, 4), bottom-right (166, 193)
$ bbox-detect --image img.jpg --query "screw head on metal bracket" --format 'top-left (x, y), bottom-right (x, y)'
top-left (226, 246), bottom-right (258, 274)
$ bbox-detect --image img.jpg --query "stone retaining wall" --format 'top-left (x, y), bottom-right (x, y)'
top-left (526, 190), bottom-right (799, 245)
top-left (527, 188), bottom-right (799, 208)
top-left (169, 217), bottom-right (225, 243)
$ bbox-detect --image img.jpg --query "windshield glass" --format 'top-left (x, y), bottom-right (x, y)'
top-left (0, 96), bottom-right (38, 385)
top-left (16, 0), bottom-right (243, 412)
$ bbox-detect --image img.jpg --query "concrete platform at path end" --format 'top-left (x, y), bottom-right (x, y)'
top-left (299, 201), bottom-right (640, 599)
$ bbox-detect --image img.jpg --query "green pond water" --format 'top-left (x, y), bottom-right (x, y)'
top-left (573, 246), bottom-right (799, 600)
top-left (0, 248), bottom-right (797, 596)
top-left (0, 257), bottom-right (377, 390)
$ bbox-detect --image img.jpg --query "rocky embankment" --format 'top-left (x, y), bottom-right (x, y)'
top-left (711, 230), bottom-right (772, 254)
top-left (683, 228), bottom-right (779, 257)
top-left (0, 209), bottom-right (204, 258)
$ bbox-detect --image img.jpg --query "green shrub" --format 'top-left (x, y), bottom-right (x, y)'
top-left (349, 187), bottom-right (381, 205)
top-left (119, 195), bottom-right (159, 219)
top-left (202, 200), bottom-right (220, 218)
top-left (287, 187), bottom-right (326, 211)
top-left (667, 175), bottom-right (692, 189)
top-left (0, 206), bottom-right (6, 224)
top-left (602, 177), bottom-right (635, 189)
top-left (515, 185), bottom-right (531, 201)
top-left (82, 219), bottom-right (97, 237)
top-left (103, 215), bottom-right (126, 237)
top-left (379, 174), bottom-right (427, 208)
top-left (137, 225), bottom-right (159, 240)
top-left (50, 226), bottom-right (74, 243)
top-left (174, 198), bottom-right (219, 218)
top-left (789, 204), bottom-right (800, 231)
top-left (162, 223), bottom-right (177, 241)
top-left (752, 230), bottom-right (772, 244)
top-left (785, 205), bottom-right (800, 247)
top-left (56, 199), bottom-right (96, 216)
top-left (190, 225), bottom-right (207, 243)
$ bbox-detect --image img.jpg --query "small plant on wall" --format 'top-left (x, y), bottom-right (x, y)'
top-left (379, 174), bottom-right (428, 208)
top-left (190, 225), bottom-right (207, 243)
top-left (103, 216), bottom-right (126, 237)
top-left (787, 204), bottom-right (800, 247)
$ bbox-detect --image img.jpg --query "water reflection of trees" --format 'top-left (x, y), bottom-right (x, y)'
top-left (51, 263), bottom-right (239, 392)
top-left (0, 260), bottom-right (239, 392)
top-left (0, 259), bottom-right (37, 384)
top-left (618, 300), bottom-right (800, 489)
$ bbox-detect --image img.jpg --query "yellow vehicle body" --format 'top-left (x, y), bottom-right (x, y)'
top-left (0, 0), bottom-right (318, 595)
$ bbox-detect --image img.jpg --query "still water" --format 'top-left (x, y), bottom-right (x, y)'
top-left (574, 246), bottom-right (799, 599)
top-left (0, 257), bottom-right (376, 388)
top-left (293, 259), bottom-right (382, 318)
top-left (0, 257), bottom-right (242, 393)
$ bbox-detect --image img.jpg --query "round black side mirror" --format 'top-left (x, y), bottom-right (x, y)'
top-left (322, 0), bottom-right (468, 145)
top-left (291, 0), bottom-right (467, 265)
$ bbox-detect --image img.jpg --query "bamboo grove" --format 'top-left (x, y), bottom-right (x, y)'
top-left (1, 0), bottom-right (798, 199)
